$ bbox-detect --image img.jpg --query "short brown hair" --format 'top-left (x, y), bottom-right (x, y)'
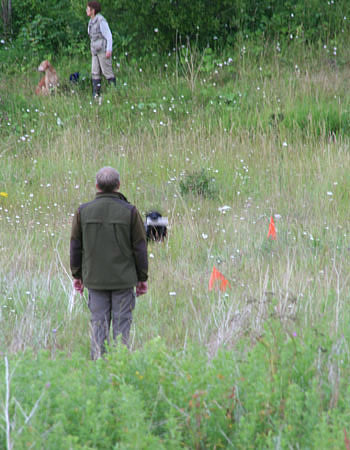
top-left (87, 1), bottom-right (101, 14)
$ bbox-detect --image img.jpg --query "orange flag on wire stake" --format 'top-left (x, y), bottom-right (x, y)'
top-left (267, 216), bottom-right (276, 240)
top-left (209, 266), bottom-right (231, 292)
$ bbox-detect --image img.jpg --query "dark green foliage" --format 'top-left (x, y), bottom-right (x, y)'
top-left (8, 0), bottom-right (85, 56)
top-left (104, 0), bottom-right (239, 55)
top-left (179, 169), bottom-right (217, 198)
top-left (1, 0), bottom-right (350, 57)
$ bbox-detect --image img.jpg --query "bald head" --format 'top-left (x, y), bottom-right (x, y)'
top-left (96, 167), bottom-right (120, 193)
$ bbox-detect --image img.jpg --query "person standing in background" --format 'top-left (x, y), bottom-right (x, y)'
top-left (86, 1), bottom-right (116, 98)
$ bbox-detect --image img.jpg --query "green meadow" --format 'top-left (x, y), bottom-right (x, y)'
top-left (1, 38), bottom-right (350, 448)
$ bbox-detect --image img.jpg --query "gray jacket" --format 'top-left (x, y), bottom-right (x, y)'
top-left (88, 14), bottom-right (111, 55)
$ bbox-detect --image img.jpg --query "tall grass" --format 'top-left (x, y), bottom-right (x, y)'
top-left (1, 43), bottom-right (350, 353)
top-left (1, 41), bottom-right (350, 447)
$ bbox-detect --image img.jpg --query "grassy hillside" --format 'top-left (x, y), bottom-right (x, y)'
top-left (1, 42), bottom-right (350, 448)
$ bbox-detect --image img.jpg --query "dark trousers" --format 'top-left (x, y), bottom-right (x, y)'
top-left (88, 288), bottom-right (135, 360)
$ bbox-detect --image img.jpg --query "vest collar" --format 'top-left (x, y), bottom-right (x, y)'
top-left (90, 13), bottom-right (102, 24)
top-left (95, 191), bottom-right (129, 203)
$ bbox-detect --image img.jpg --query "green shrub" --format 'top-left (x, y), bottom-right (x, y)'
top-left (179, 169), bottom-right (217, 198)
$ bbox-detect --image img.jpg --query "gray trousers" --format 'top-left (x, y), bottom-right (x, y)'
top-left (88, 288), bottom-right (135, 360)
top-left (91, 52), bottom-right (115, 80)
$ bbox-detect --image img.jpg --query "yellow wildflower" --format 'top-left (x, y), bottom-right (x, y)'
top-left (0, 192), bottom-right (8, 197)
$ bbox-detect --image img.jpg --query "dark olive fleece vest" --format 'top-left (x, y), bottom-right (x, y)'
top-left (79, 193), bottom-right (139, 290)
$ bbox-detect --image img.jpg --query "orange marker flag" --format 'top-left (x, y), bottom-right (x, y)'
top-left (267, 216), bottom-right (276, 240)
top-left (209, 266), bottom-right (231, 292)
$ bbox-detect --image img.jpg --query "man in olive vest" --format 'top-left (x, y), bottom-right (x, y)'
top-left (86, 1), bottom-right (116, 98)
top-left (70, 167), bottom-right (148, 359)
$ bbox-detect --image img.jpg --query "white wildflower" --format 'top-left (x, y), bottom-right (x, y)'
top-left (218, 205), bottom-right (231, 213)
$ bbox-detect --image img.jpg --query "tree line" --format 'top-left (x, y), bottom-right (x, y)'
top-left (1, 0), bottom-right (349, 57)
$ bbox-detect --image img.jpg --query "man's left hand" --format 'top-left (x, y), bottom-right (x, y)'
top-left (106, 51), bottom-right (112, 59)
top-left (136, 281), bottom-right (147, 297)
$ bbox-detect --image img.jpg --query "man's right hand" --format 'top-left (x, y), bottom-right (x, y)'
top-left (136, 281), bottom-right (147, 297)
top-left (73, 278), bottom-right (84, 295)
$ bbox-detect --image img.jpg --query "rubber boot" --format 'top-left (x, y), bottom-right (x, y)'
top-left (92, 79), bottom-right (102, 98)
top-left (107, 77), bottom-right (116, 87)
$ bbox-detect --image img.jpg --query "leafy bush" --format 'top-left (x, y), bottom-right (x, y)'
top-left (9, 0), bottom-right (85, 56)
top-left (179, 169), bottom-right (217, 198)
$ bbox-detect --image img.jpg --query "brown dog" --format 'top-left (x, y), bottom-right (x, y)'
top-left (35, 60), bottom-right (59, 95)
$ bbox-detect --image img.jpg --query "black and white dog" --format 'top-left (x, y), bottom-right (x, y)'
top-left (145, 211), bottom-right (168, 241)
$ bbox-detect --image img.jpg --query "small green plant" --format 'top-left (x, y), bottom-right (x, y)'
top-left (179, 169), bottom-right (217, 198)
